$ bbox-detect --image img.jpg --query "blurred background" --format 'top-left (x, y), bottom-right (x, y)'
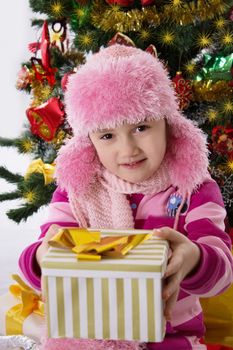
top-left (0, 0), bottom-right (47, 293)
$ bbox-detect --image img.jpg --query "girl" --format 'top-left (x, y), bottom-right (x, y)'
top-left (19, 44), bottom-right (233, 350)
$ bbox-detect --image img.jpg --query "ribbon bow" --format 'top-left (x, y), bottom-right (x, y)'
top-left (25, 158), bottom-right (55, 185)
top-left (6, 274), bottom-right (44, 335)
top-left (49, 228), bottom-right (153, 260)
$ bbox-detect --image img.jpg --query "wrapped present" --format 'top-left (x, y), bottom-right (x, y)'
top-left (0, 275), bottom-right (45, 343)
top-left (42, 228), bottom-right (168, 343)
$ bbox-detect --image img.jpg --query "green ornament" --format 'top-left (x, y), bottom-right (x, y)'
top-left (195, 53), bottom-right (233, 82)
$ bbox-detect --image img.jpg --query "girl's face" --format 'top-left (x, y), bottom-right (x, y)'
top-left (89, 119), bottom-right (167, 184)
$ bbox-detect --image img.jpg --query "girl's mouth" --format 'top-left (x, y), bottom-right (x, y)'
top-left (121, 159), bottom-right (146, 169)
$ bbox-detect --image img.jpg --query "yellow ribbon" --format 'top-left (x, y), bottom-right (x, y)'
top-left (6, 274), bottom-right (44, 335)
top-left (49, 227), bottom-right (153, 260)
top-left (24, 158), bottom-right (55, 185)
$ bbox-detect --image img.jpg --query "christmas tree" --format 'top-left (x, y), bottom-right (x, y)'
top-left (0, 0), bottom-right (232, 228)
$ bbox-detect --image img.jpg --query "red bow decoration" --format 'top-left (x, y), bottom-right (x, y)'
top-left (26, 97), bottom-right (65, 142)
top-left (29, 21), bottom-right (57, 87)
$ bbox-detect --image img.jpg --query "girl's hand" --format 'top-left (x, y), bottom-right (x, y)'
top-left (153, 227), bottom-right (201, 321)
top-left (36, 224), bottom-right (60, 267)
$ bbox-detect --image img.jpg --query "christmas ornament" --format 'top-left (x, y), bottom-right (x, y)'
top-left (141, 0), bottom-right (155, 6)
top-left (145, 44), bottom-right (157, 57)
top-left (211, 126), bottom-right (233, 158)
top-left (30, 57), bottom-right (57, 87)
top-left (50, 20), bottom-right (67, 52)
top-left (195, 53), bottom-right (233, 82)
top-left (172, 72), bottom-right (193, 110)
top-left (25, 159), bottom-right (55, 185)
top-left (26, 97), bottom-right (65, 142)
top-left (105, 0), bottom-right (134, 6)
top-left (29, 21), bottom-right (57, 87)
top-left (108, 32), bottom-right (135, 47)
top-left (108, 33), bottom-right (157, 60)
top-left (61, 71), bottom-right (75, 91)
top-left (16, 66), bottom-right (31, 90)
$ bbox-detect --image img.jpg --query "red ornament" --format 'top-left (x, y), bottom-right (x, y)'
top-left (108, 32), bottom-right (135, 47)
top-left (172, 72), bottom-right (193, 110)
top-left (26, 97), bottom-right (65, 141)
top-left (211, 125), bottom-right (233, 158)
top-left (145, 44), bottom-right (157, 58)
top-left (61, 71), bottom-right (75, 91)
top-left (29, 21), bottom-right (57, 87)
top-left (105, 0), bottom-right (134, 6)
top-left (141, 0), bottom-right (155, 5)
top-left (30, 57), bottom-right (57, 87)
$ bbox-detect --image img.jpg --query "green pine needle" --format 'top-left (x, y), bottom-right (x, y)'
top-left (0, 191), bottom-right (21, 202)
top-left (0, 167), bottom-right (23, 184)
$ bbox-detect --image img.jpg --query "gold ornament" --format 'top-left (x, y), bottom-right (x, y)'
top-left (50, 1), bottom-right (64, 18)
top-left (221, 31), bottom-right (233, 46)
top-left (226, 160), bottom-right (233, 174)
top-left (137, 29), bottom-right (151, 42)
top-left (206, 109), bottom-right (218, 122)
top-left (214, 17), bottom-right (227, 30)
top-left (159, 30), bottom-right (175, 46)
top-left (77, 32), bottom-right (95, 50)
top-left (197, 32), bottom-right (212, 48)
top-left (21, 138), bottom-right (35, 153)
top-left (184, 61), bottom-right (197, 75)
top-left (23, 190), bottom-right (37, 203)
top-left (221, 100), bottom-right (233, 115)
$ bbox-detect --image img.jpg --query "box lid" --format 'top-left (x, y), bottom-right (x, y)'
top-left (42, 229), bottom-right (168, 277)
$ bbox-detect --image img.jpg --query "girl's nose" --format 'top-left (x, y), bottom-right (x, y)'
top-left (121, 136), bottom-right (139, 157)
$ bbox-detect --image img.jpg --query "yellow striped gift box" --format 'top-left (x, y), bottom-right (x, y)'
top-left (42, 228), bottom-right (168, 342)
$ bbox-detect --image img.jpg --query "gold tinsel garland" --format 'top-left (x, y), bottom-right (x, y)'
top-left (91, 0), bottom-right (159, 33)
top-left (192, 80), bottom-right (233, 102)
top-left (90, 0), bottom-right (231, 33)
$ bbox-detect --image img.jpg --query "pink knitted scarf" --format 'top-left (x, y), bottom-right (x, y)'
top-left (69, 163), bottom-right (171, 229)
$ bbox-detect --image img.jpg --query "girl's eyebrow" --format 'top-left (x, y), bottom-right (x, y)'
top-left (98, 128), bottom-right (114, 133)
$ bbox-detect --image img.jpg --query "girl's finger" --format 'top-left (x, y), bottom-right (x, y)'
top-left (153, 227), bottom-right (187, 245)
top-left (164, 289), bottom-right (179, 320)
top-left (164, 251), bottom-right (183, 278)
top-left (163, 272), bottom-right (182, 301)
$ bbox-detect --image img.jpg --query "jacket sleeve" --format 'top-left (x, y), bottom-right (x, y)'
top-left (18, 187), bottom-right (79, 290)
top-left (181, 180), bottom-right (233, 297)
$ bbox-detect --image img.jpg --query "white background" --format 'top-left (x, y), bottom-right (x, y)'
top-left (0, 1), bottom-right (48, 293)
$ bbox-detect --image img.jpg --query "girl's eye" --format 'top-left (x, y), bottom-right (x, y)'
top-left (100, 133), bottom-right (113, 140)
top-left (135, 125), bottom-right (149, 132)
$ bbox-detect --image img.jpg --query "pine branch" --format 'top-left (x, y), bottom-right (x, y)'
top-left (6, 204), bottom-right (39, 224)
top-left (0, 191), bottom-right (21, 202)
top-left (0, 137), bottom-right (18, 147)
top-left (0, 166), bottom-right (23, 184)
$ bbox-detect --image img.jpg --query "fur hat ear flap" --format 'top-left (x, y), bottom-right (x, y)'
top-left (165, 113), bottom-right (209, 194)
top-left (55, 136), bottom-right (101, 195)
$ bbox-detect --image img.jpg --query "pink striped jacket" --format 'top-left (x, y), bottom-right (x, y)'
top-left (19, 179), bottom-right (233, 350)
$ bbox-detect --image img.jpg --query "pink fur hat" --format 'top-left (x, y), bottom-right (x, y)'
top-left (55, 44), bottom-right (209, 195)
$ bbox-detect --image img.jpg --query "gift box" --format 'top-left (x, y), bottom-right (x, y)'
top-left (0, 276), bottom-right (45, 342)
top-left (42, 228), bottom-right (168, 343)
